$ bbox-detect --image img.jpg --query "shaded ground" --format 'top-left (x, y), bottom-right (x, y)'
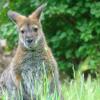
top-left (0, 39), bottom-right (14, 75)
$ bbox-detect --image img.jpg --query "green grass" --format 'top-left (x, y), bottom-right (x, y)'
top-left (63, 76), bottom-right (100, 100)
top-left (1, 76), bottom-right (100, 100)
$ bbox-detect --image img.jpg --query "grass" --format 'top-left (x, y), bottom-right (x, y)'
top-left (62, 76), bottom-right (100, 100)
top-left (1, 76), bottom-right (100, 100)
top-left (0, 62), bottom-right (100, 100)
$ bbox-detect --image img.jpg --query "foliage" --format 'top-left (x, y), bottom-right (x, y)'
top-left (0, 0), bottom-right (100, 77)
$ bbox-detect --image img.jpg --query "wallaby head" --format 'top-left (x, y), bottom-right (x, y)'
top-left (8, 4), bottom-right (46, 50)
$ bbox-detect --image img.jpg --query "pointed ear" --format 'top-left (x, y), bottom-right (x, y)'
top-left (7, 10), bottom-right (25, 23)
top-left (29, 4), bottom-right (46, 20)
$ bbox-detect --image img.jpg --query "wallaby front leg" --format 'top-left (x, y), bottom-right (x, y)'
top-left (15, 74), bottom-right (22, 88)
top-left (11, 70), bottom-right (22, 88)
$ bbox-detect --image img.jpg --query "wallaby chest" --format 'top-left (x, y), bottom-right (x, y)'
top-left (17, 52), bottom-right (49, 77)
top-left (16, 51), bottom-right (51, 96)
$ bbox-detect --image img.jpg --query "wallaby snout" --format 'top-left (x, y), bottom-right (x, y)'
top-left (26, 38), bottom-right (33, 44)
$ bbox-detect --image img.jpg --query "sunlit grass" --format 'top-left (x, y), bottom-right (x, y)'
top-left (62, 76), bottom-right (100, 100)
top-left (1, 76), bottom-right (100, 100)
top-left (0, 62), bottom-right (100, 100)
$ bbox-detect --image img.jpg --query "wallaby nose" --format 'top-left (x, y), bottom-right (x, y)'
top-left (26, 39), bottom-right (33, 44)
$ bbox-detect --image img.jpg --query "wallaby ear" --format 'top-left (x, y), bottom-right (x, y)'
top-left (29, 4), bottom-right (46, 20)
top-left (7, 10), bottom-right (24, 23)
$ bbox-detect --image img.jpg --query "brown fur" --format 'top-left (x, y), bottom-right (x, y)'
top-left (0, 5), bottom-right (63, 100)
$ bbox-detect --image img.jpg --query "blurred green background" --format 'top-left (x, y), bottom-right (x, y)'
top-left (0, 0), bottom-right (100, 78)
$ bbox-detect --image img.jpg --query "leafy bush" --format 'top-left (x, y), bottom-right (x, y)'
top-left (0, 0), bottom-right (100, 77)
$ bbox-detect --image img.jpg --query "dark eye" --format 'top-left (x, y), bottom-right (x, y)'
top-left (33, 26), bottom-right (38, 32)
top-left (21, 30), bottom-right (25, 34)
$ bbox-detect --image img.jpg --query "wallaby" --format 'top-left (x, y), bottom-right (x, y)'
top-left (0, 4), bottom-right (63, 100)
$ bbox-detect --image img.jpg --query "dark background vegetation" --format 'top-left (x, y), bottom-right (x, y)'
top-left (0, 0), bottom-right (100, 78)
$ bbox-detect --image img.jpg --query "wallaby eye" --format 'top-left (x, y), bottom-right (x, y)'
top-left (33, 25), bottom-right (38, 32)
top-left (21, 30), bottom-right (25, 34)
top-left (34, 27), bottom-right (38, 32)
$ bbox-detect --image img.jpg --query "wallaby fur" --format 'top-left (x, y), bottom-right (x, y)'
top-left (0, 4), bottom-right (63, 100)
